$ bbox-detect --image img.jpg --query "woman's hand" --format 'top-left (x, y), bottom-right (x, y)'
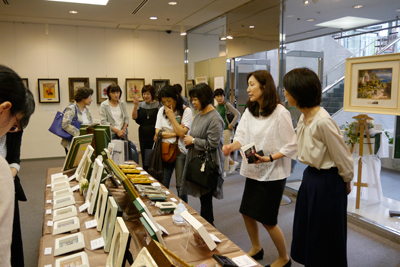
top-left (228, 124), bottom-right (233, 130)
top-left (117, 129), bottom-right (126, 138)
top-left (164, 105), bottom-right (174, 120)
top-left (133, 95), bottom-right (139, 106)
top-left (183, 135), bottom-right (194, 146)
top-left (346, 181), bottom-right (352, 195)
top-left (222, 145), bottom-right (232, 157)
top-left (253, 153), bottom-right (269, 164)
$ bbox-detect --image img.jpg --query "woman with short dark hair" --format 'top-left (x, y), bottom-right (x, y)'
top-left (61, 87), bottom-right (94, 152)
top-left (132, 85), bottom-right (161, 171)
top-left (100, 84), bottom-right (129, 139)
top-left (223, 70), bottom-right (297, 267)
top-left (182, 83), bottom-right (225, 225)
top-left (283, 68), bottom-right (353, 267)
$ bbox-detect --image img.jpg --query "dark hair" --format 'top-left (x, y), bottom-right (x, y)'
top-left (214, 88), bottom-right (225, 97)
top-left (246, 70), bottom-right (280, 117)
top-left (74, 87), bottom-right (94, 102)
top-left (158, 85), bottom-right (184, 117)
top-left (189, 83), bottom-right (214, 110)
top-left (282, 68), bottom-right (321, 108)
top-left (19, 89), bottom-right (35, 129)
top-left (173, 84), bottom-right (183, 94)
top-left (0, 65), bottom-right (27, 116)
top-left (142, 84), bottom-right (156, 100)
top-left (106, 84), bottom-right (122, 100)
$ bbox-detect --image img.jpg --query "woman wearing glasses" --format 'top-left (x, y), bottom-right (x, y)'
top-left (0, 65), bottom-right (35, 267)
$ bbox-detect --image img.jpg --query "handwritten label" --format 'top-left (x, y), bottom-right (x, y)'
top-left (79, 202), bottom-right (89, 212)
top-left (44, 247), bottom-right (52, 255)
top-left (46, 209), bottom-right (52, 215)
top-left (85, 220), bottom-right (98, 229)
top-left (90, 237), bottom-right (105, 250)
top-left (47, 221), bottom-right (54, 227)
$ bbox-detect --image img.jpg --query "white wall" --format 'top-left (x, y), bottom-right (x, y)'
top-left (0, 22), bottom-right (185, 159)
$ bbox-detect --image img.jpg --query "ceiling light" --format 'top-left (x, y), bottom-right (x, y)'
top-left (249, 25), bottom-right (255, 28)
top-left (307, 18), bottom-right (314, 22)
top-left (69, 10), bottom-right (78, 14)
top-left (353, 5), bottom-right (363, 9)
top-left (150, 17), bottom-right (157, 20)
top-left (219, 28), bottom-right (226, 40)
top-left (168, 1), bottom-right (177, 5)
top-left (180, 21), bottom-right (187, 36)
top-left (303, 0), bottom-right (310, 5)
top-left (227, 29), bottom-right (233, 39)
top-left (316, 16), bottom-right (381, 29)
top-left (46, 0), bottom-right (108, 5)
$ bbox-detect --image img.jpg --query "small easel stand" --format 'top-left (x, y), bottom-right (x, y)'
top-left (350, 114), bottom-right (373, 209)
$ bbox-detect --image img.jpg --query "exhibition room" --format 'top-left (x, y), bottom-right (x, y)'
top-left (1, 0), bottom-right (400, 266)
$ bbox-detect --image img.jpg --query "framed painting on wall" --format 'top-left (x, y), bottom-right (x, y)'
top-left (68, 77), bottom-right (89, 102)
top-left (38, 79), bottom-right (60, 103)
top-left (22, 78), bottom-right (29, 89)
top-left (152, 79), bottom-right (170, 98)
top-left (96, 78), bottom-right (118, 104)
top-left (344, 53), bottom-right (400, 116)
top-left (126, 78), bottom-right (145, 102)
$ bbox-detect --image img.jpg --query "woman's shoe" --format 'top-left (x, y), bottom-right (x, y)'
top-left (265, 258), bottom-right (291, 267)
top-left (250, 248), bottom-right (264, 260)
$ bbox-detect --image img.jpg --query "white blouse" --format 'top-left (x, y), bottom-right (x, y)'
top-left (233, 104), bottom-right (297, 181)
top-left (297, 107), bottom-right (354, 182)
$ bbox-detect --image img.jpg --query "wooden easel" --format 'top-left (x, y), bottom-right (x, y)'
top-left (350, 114), bottom-right (373, 209)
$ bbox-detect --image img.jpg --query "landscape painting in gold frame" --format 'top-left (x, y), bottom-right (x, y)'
top-left (344, 53), bottom-right (400, 116)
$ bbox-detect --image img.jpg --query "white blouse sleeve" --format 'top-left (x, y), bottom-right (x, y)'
top-left (278, 108), bottom-right (298, 160)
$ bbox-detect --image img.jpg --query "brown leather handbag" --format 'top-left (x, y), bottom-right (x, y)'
top-left (162, 141), bottom-right (180, 163)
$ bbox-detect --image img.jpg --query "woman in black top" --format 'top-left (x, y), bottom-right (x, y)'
top-left (132, 85), bottom-right (161, 171)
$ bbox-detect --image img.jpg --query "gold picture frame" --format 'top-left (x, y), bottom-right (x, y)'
top-left (344, 53), bottom-right (400, 115)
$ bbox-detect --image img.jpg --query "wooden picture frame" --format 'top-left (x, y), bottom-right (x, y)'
top-left (55, 251), bottom-right (89, 267)
top-left (68, 77), bottom-right (89, 102)
top-left (96, 78), bottom-right (118, 104)
top-left (62, 134), bottom-right (94, 171)
top-left (53, 205), bottom-right (77, 222)
top-left (95, 184), bottom-right (108, 231)
top-left (73, 144), bottom-right (94, 182)
top-left (38, 78), bottom-right (60, 103)
top-left (53, 216), bottom-right (80, 235)
top-left (86, 157), bottom-right (104, 215)
top-left (22, 78), bottom-right (29, 89)
top-left (102, 196), bottom-right (118, 252)
top-left (344, 53), bottom-right (400, 115)
top-left (106, 217), bottom-right (130, 267)
top-left (152, 79), bottom-right (170, 98)
top-left (54, 232), bottom-right (85, 256)
top-left (126, 78), bottom-right (145, 102)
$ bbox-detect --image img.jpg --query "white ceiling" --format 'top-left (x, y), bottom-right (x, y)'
top-left (0, 0), bottom-right (399, 43)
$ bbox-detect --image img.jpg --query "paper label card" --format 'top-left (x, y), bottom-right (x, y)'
top-left (44, 247), bottom-right (52, 255)
top-left (210, 234), bottom-right (221, 243)
top-left (170, 198), bottom-right (177, 202)
top-left (136, 167), bottom-right (143, 170)
top-left (46, 209), bottom-right (52, 215)
top-left (232, 255), bottom-right (257, 267)
top-left (44, 264), bottom-right (52, 267)
top-left (90, 237), bottom-right (105, 250)
top-left (51, 173), bottom-right (63, 179)
top-left (151, 182), bottom-right (161, 187)
top-left (47, 221), bottom-right (54, 227)
top-left (46, 200), bottom-right (52, 204)
top-left (47, 184), bottom-right (51, 188)
top-left (165, 191), bottom-right (170, 195)
top-left (149, 177), bottom-right (156, 181)
top-left (71, 185), bottom-right (80, 192)
top-left (140, 171), bottom-right (147, 174)
top-left (85, 219), bottom-right (98, 229)
top-left (79, 202), bottom-right (89, 212)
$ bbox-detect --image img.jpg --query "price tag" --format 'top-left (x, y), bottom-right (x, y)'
top-left (85, 220), bottom-right (98, 229)
top-left (51, 173), bottom-right (63, 179)
top-left (165, 191), bottom-right (170, 195)
top-left (71, 185), bottom-right (80, 192)
top-left (151, 182), bottom-right (161, 187)
top-left (44, 247), bottom-right (52, 255)
top-left (68, 174), bottom-right (76, 181)
top-left (46, 200), bottom-right (52, 204)
top-left (90, 237), bottom-right (105, 250)
top-left (46, 209), bottom-right (52, 215)
top-left (46, 184), bottom-right (51, 188)
top-left (210, 234), bottom-right (221, 243)
top-left (136, 167), bottom-right (143, 170)
top-left (140, 171), bottom-right (148, 174)
top-left (47, 221), bottom-right (53, 227)
top-left (44, 264), bottom-right (52, 267)
top-left (79, 202), bottom-right (89, 212)
top-left (170, 198), bottom-right (177, 202)
top-left (232, 255), bottom-right (257, 267)
top-left (149, 177), bottom-right (156, 181)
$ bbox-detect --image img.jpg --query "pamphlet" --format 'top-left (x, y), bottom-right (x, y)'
top-left (239, 142), bottom-right (264, 164)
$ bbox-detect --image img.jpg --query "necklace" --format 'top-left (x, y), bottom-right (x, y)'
top-left (146, 108), bottom-right (150, 119)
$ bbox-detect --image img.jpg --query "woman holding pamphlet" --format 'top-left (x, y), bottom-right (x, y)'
top-left (222, 70), bottom-right (297, 267)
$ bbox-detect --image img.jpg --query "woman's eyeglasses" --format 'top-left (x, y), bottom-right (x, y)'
top-left (8, 114), bottom-right (21, 133)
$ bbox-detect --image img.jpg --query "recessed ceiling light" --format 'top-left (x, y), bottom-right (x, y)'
top-left (249, 25), bottom-right (255, 28)
top-left (307, 18), bottom-right (314, 22)
top-left (69, 10), bottom-right (78, 14)
top-left (303, 0), bottom-right (310, 5)
top-left (287, 15), bottom-right (293, 17)
top-left (353, 5), bottom-right (363, 9)
top-left (150, 17), bottom-right (157, 20)
top-left (46, 0), bottom-right (108, 5)
top-left (168, 1), bottom-right (177, 5)
top-left (316, 16), bottom-right (381, 29)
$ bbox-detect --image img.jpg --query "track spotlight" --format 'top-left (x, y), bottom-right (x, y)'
top-left (180, 21), bottom-right (187, 36)
top-left (303, 0), bottom-right (310, 5)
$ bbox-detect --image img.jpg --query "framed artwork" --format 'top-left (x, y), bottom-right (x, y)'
top-left (53, 195), bottom-right (75, 210)
top-left (38, 78), bottom-right (60, 103)
top-left (132, 247), bottom-right (158, 267)
top-left (68, 77), bottom-right (89, 102)
top-left (152, 79), bottom-right (170, 98)
top-left (344, 53), bottom-right (400, 116)
top-left (54, 232), bottom-right (85, 257)
top-left (95, 184), bottom-right (109, 232)
top-left (22, 78), bottom-right (29, 89)
top-left (51, 180), bottom-right (70, 192)
top-left (53, 216), bottom-right (80, 235)
top-left (53, 205), bottom-right (77, 222)
top-left (51, 175), bottom-right (68, 184)
top-left (106, 217), bottom-right (130, 267)
top-left (86, 157), bottom-right (105, 215)
top-left (126, 78), bottom-right (145, 102)
top-left (62, 134), bottom-right (94, 171)
top-left (102, 196), bottom-right (118, 252)
top-left (195, 76), bottom-right (208, 85)
top-left (96, 78), bottom-right (118, 104)
top-left (73, 145), bottom-right (94, 182)
top-left (53, 188), bottom-right (73, 200)
top-left (55, 251), bottom-right (89, 267)
top-left (185, 79), bottom-right (194, 96)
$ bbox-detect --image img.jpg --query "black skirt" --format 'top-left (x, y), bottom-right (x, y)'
top-left (239, 177), bottom-right (286, 226)
top-left (291, 166), bottom-right (348, 267)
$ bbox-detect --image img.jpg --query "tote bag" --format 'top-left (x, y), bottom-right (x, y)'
top-left (148, 131), bottom-right (164, 182)
top-left (49, 105), bottom-right (81, 142)
top-left (185, 148), bottom-right (219, 191)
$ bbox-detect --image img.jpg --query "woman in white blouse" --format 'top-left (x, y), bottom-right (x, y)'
top-left (100, 84), bottom-right (129, 140)
top-left (223, 70), bottom-right (297, 267)
top-left (283, 68), bottom-right (353, 267)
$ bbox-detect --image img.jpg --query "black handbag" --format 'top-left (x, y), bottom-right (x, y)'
top-left (186, 148), bottom-right (219, 191)
top-left (148, 131), bottom-right (164, 182)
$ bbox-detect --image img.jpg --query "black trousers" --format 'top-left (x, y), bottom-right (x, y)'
top-left (11, 196), bottom-right (24, 267)
top-left (200, 191), bottom-right (214, 226)
top-left (291, 166), bottom-right (348, 267)
top-left (140, 140), bottom-right (154, 172)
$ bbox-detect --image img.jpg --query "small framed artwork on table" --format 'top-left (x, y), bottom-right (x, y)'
top-left (152, 79), bottom-right (170, 98)
top-left (96, 78), bottom-right (118, 104)
top-left (126, 78), bottom-right (145, 102)
top-left (68, 77), bottom-right (89, 102)
top-left (38, 79), bottom-right (60, 103)
top-left (22, 78), bottom-right (29, 89)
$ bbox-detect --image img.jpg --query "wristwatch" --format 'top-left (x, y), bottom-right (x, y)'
top-left (192, 138), bottom-right (195, 145)
top-left (269, 154), bottom-right (274, 162)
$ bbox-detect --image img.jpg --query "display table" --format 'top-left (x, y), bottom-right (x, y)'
top-left (38, 167), bottom-right (260, 267)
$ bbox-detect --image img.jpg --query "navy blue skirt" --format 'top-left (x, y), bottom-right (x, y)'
top-left (291, 166), bottom-right (348, 267)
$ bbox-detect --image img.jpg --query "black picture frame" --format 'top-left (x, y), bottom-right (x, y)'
top-left (68, 77), bottom-right (89, 102)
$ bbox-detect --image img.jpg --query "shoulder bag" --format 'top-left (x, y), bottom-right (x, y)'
top-left (161, 107), bottom-right (187, 163)
top-left (185, 147), bottom-right (220, 191)
top-left (49, 105), bottom-right (81, 142)
top-left (148, 131), bottom-right (164, 182)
